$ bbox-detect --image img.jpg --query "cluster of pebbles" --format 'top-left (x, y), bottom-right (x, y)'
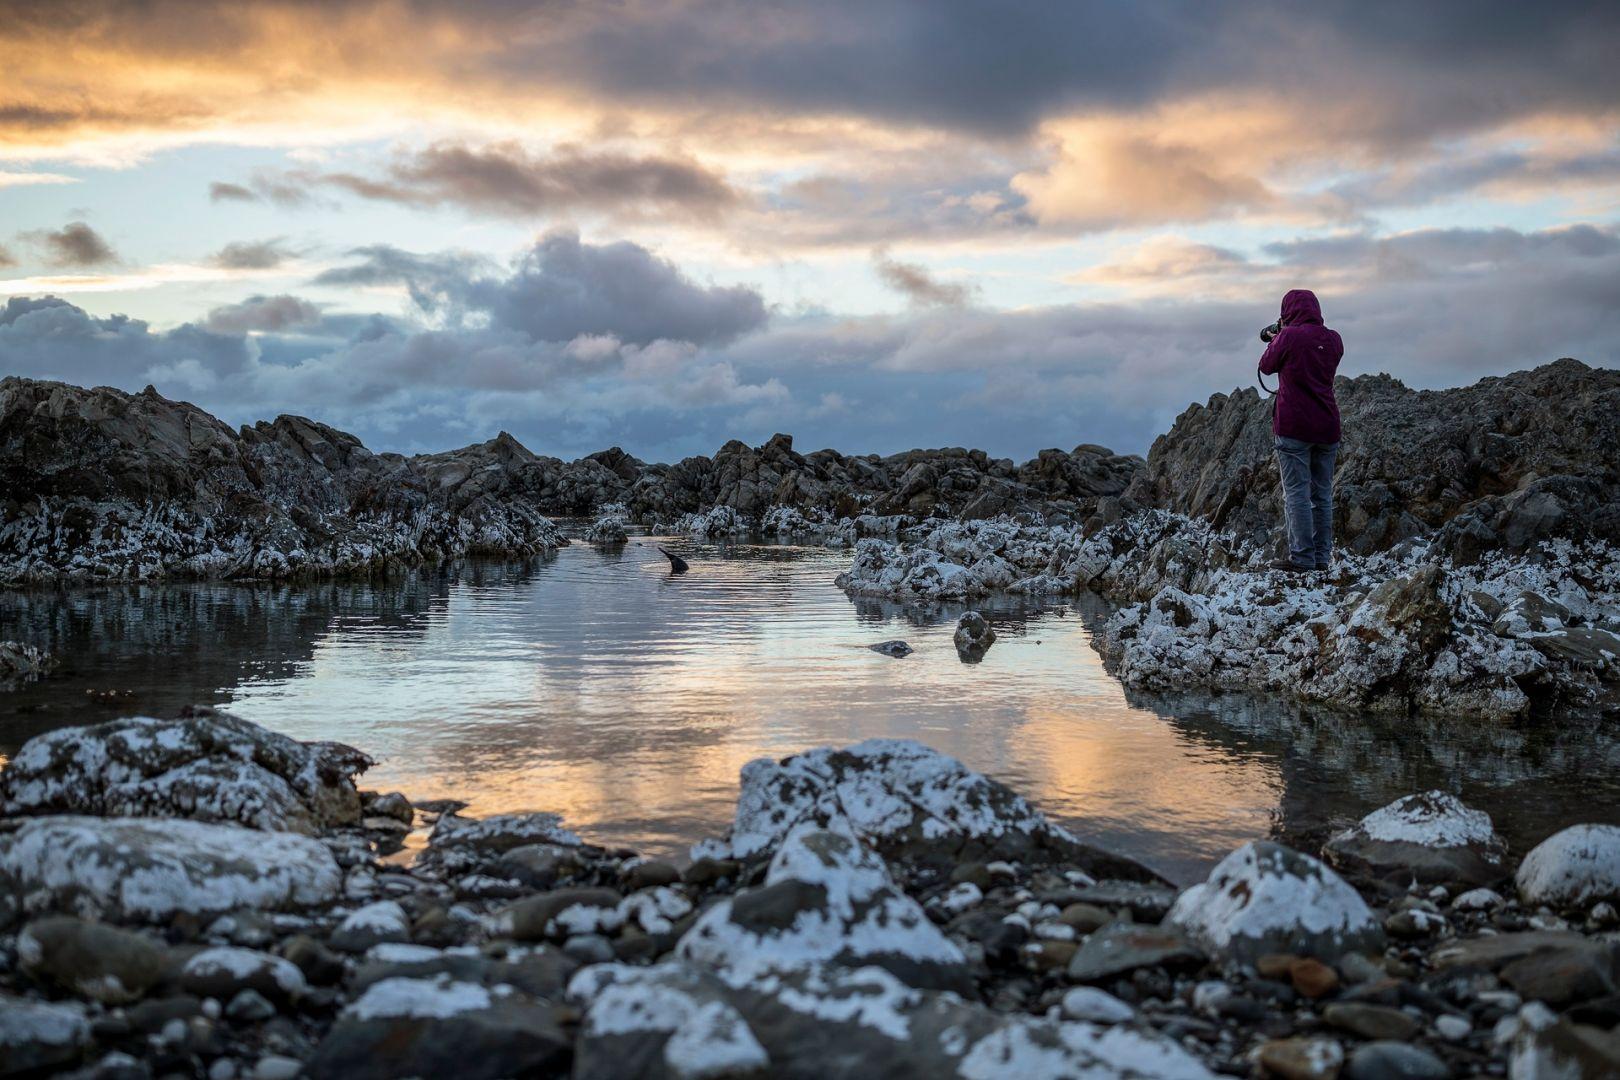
top-left (1, 710), bottom-right (1617, 1078)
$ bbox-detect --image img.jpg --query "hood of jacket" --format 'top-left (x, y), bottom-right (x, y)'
top-left (1280, 288), bottom-right (1323, 327)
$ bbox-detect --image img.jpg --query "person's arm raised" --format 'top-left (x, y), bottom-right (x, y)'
top-left (1258, 327), bottom-right (1290, 375)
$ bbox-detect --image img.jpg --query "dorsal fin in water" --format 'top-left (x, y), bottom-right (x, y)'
top-left (658, 546), bottom-right (689, 574)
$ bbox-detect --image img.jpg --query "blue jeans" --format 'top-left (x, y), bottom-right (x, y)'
top-left (1275, 436), bottom-right (1339, 568)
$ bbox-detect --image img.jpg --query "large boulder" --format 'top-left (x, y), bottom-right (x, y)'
top-left (0, 707), bottom-right (369, 834)
top-left (1516, 824), bottom-right (1620, 909)
top-left (0, 816), bottom-right (342, 924)
top-left (1166, 841), bottom-right (1383, 965)
top-left (677, 825), bottom-right (970, 992)
top-left (693, 738), bottom-right (1162, 883)
top-left (1324, 791), bottom-right (1509, 888)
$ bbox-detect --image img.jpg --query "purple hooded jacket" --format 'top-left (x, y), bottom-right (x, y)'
top-left (1259, 288), bottom-right (1342, 444)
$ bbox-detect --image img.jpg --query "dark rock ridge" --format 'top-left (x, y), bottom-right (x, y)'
top-left (1128, 358), bottom-right (1620, 561)
top-left (0, 376), bottom-right (1143, 584)
top-left (5, 360), bottom-right (1611, 584)
top-left (0, 378), bottom-right (566, 584)
top-left (3, 710), bottom-right (1620, 1078)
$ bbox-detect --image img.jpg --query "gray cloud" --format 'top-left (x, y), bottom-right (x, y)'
top-left (202, 294), bottom-right (321, 334)
top-left (208, 181), bottom-right (257, 202)
top-left (24, 221), bottom-right (118, 267)
top-left (0, 243), bottom-right (16, 268)
top-left (872, 251), bottom-right (976, 308)
top-left (4, 220), bottom-right (1615, 461)
top-left (273, 142), bottom-right (740, 221)
top-left (208, 237), bottom-right (297, 270)
top-left (318, 230), bottom-right (768, 347)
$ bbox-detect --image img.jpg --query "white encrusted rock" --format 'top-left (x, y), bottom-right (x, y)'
top-left (692, 738), bottom-right (1149, 881)
top-left (1324, 791), bottom-right (1509, 888)
top-left (0, 996), bottom-right (90, 1075)
top-left (0, 709), bottom-right (369, 834)
top-left (1516, 824), bottom-right (1620, 909)
top-left (570, 961), bottom-right (1215, 1080)
top-left (0, 816), bottom-right (342, 923)
top-left (678, 824), bottom-right (968, 992)
top-left (1167, 841), bottom-right (1383, 964)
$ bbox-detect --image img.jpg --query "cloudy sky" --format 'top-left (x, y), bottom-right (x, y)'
top-left (2, 1), bottom-right (1617, 461)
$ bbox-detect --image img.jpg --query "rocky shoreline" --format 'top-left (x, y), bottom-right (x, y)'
top-left (1, 709), bottom-right (1617, 1078)
top-left (6, 361), bottom-right (1617, 719)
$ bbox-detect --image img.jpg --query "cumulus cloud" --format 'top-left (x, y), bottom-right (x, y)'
top-left (208, 237), bottom-right (297, 270)
top-left (23, 221), bottom-right (118, 267)
top-left (7, 220), bottom-right (1613, 461)
top-left (319, 230), bottom-right (768, 347)
top-left (872, 251), bottom-right (976, 308)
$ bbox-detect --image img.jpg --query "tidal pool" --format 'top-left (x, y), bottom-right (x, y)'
top-left (4, 536), bottom-right (1617, 883)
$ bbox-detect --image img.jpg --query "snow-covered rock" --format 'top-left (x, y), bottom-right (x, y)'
top-left (179, 946), bottom-right (309, 1007)
top-left (0, 708), bottom-right (370, 834)
top-left (570, 961), bottom-right (1215, 1080)
top-left (1167, 841), bottom-right (1383, 964)
top-left (0, 640), bottom-right (53, 689)
top-left (692, 738), bottom-right (1158, 882)
top-left (1084, 510), bottom-right (1620, 719)
top-left (677, 824), bottom-right (970, 992)
top-left (676, 505), bottom-right (747, 539)
top-left (330, 900), bottom-right (412, 953)
top-left (0, 816), bottom-right (343, 923)
top-left (1324, 791), bottom-right (1509, 888)
top-left (585, 512), bottom-right (629, 545)
top-left (1516, 824), bottom-right (1620, 909)
top-left (305, 975), bottom-right (572, 1080)
top-left (0, 995), bottom-right (90, 1075)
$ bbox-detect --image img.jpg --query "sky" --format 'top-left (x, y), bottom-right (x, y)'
top-left (1, 1), bottom-right (1617, 462)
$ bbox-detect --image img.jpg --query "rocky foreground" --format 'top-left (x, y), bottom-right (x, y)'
top-left (1, 710), bottom-right (1618, 1078)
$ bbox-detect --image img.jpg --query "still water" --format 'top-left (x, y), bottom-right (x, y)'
top-left (4, 537), bottom-right (1617, 883)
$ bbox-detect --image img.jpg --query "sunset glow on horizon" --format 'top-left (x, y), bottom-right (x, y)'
top-left (3, 1), bottom-right (1617, 461)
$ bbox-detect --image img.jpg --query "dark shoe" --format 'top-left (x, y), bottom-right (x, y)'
top-left (1269, 559), bottom-right (1311, 574)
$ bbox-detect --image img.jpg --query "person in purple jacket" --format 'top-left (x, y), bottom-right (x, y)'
top-left (1258, 288), bottom-right (1343, 573)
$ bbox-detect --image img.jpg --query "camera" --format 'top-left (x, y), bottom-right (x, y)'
top-left (1259, 320), bottom-right (1282, 344)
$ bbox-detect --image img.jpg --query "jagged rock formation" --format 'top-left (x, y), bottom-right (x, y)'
top-left (0, 378), bottom-right (566, 584)
top-left (1128, 359), bottom-right (1620, 560)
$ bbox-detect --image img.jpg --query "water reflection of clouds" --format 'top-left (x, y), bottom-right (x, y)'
top-left (6, 544), bottom-right (1616, 884)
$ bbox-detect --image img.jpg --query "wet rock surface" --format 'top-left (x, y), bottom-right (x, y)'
top-left (3, 713), bottom-right (1616, 1078)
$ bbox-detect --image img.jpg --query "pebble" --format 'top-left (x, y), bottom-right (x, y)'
top-left (252, 1056), bottom-right (303, 1080)
top-left (1434, 1014), bottom-right (1472, 1041)
top-left (1060, 986), bottom-right (1135, 1024)
top-left (1344, 1041), bottom-right (1451, 1080)
top-left (1256, 1036), bottom-right (1344, 1080)
top-left (1289, 957), bottom-right (1340, 999)
top-left (1323, 1002), bottom-right (1421, 1041)
top-left (209, 1058), bottom-right (238, 1080)
top-left (226, 989), bottom-right (277, 1022)
top-left (562, 934), bottom-right (615, 964)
